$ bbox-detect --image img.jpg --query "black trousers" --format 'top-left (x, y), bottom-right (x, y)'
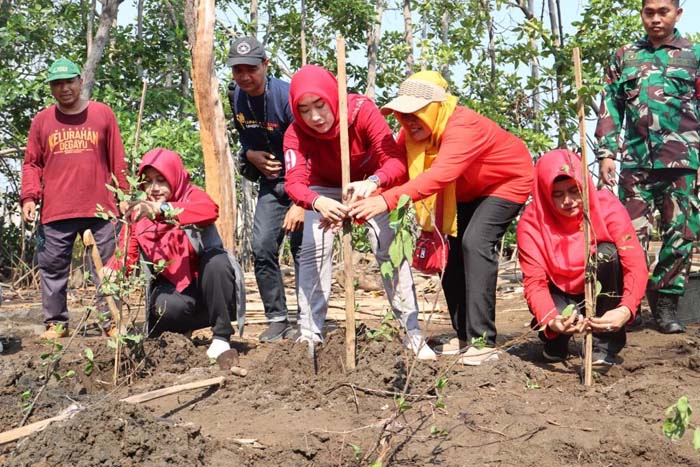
top-left (536, 242), bottom-right (627, 356)
top-left (442, 196), bottom-right (523, 346)
top-left (149, 248), bottom-right (236, 341)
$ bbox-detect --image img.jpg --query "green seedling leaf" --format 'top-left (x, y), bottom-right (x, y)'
top-left (64, 369), bottom-right (75, 378)
top-left (595, 281), bottom-right (602, 297)
top-left (389, 242), bottom-right (403, 268)
top-left (694, 428), bottom-right (700, 450)
top-left (396, 194), bottom-right (411, 210)
top-left (436, 397), bottom-right (446, 410)
top-left (349, 443), bottom-right (362, 460)
top-left (561, 304), bottom-right (575, 318)
top-left (435, 376), bottom-right (447, 391)
top-left (380, 261), bottom-right (394, 280)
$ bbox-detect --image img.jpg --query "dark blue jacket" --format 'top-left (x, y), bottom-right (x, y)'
top-left (229, 76), bottom-right (294, 179)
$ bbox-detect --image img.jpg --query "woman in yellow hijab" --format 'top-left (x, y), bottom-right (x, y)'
top-left (349, 71), bottom-right (534, 365)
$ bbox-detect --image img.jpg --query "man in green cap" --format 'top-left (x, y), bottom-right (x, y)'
top-left (20, 57), bottom-right (128, 339)
top-left (595, 0), bottom-right (699, 334)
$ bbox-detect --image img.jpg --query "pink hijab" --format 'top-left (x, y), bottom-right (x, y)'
top-left (134, 148), bottom-right (197, 292)
top-left (518, 149), bottom-right (613, 293)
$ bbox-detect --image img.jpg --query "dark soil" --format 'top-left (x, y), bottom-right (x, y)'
top-left (1, 286), bottom-right (700, 466)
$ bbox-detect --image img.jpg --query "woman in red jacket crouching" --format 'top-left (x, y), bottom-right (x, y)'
top-left (105, 148), bottom-right (242, 360)
top-left (516, 149), bottom-right (647, 365)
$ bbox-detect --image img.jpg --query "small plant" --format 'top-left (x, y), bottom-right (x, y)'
top-left (525, 378), bottom-right (540, 390)
top-left (395, 396), bottom-right (412, 413)
top-left (429, 425), bottom-right (449, 438)
top-left (365, 311), bottom-right (398, 342)
top-left (662, 396), bottom-right (700, 450)
top-left (19, 389), bottom-right (32, 413)
top-left (39, 336), bottom-right (75, 382)
top-left (83, 347), bottom-right (95, 376)
top-left (381, 195), bottom-right (415, 280)
top-left (349, 443), bottom-right (362, 461)
top-left (435, 376), bottom-right (448, 409)
top-left (470, 332), bottom-right (488, 350)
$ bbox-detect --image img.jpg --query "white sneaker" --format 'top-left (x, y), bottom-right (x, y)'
top-left (458, 346), bottom-right (500, 366)
top-left (206, 338), bottom-right (230, 360)
top-left (403, 334), bottom-right (437, 361)
top-left (434, 337), bottom-right (468, 355)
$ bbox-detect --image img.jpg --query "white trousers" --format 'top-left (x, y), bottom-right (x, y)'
top-left (297, 186), bottom-right (421, 341)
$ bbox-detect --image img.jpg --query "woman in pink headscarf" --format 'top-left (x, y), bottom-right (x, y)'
top-left (105, 148), bottom-right (239, 360)
top-left (284, 64), bottom-right (435, 360)
top-left (517, 149), bottom-right (647, 365)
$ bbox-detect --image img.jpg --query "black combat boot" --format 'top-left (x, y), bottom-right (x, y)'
top-left (654, 293), bottom-right (685, 334)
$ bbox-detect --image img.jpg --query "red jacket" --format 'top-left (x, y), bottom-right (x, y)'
top-left (21, 102), bottom-right (128, 224)
top-left (107, 148), bottom-right (219, 292)
top-left (284, 65), bottom-right (407, 210)
top-left (381, 106), bottom-right (533, 209)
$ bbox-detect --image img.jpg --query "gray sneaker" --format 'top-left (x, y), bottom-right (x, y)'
top-left (259, 321), bottom-right (292, 342)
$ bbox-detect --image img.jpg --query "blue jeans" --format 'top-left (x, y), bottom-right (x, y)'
top-left (252, 180), bottom-right (302, 322)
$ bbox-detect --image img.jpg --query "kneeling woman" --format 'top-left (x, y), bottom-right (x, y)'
top-left (516, 149), bottom-right (648, 365)
top-left (105, 148), bottom-right (239, 360)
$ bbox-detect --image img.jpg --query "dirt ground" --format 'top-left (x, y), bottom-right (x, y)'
top-left (1, 268), bottom-right (699, 466)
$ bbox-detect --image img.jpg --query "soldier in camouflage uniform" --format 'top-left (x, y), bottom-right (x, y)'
top-left (595, 0), bottom-right (699, 334)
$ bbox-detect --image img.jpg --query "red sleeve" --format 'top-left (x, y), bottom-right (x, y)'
top-left (105, 107), bottom-right (128, 192)
top-left (20, 113), bottom-right (45, 205)
top-left (106, 225), bottom-right (139, 274)
top-left (516, 209), bottom-right (560, 338)
top-left (357, 102), bottom-right (407, 187)
top-left (599, 191), bottom-right (648, 316)
top-left (172, 187), bottom-right (219, 226)
top-left (381, 109), bottom-right (490, 209)
top-left (284, 124), bottom-right (317, 210)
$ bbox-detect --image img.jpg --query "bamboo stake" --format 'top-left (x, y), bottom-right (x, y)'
top-left (337, 35), bottom-right (356, 370)
top-left (573, 47), bottom-right (594, 386)
top-left (132, 78), bottom-right (148, 170)
top-left (83, 229), bottom-right (122, 385)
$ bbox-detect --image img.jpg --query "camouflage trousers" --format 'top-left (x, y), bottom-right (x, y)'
top-left (619, 168), bottom-right (700, 295)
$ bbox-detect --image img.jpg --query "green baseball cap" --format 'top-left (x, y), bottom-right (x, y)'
top-left (46, 57), bottom-right (81, 83)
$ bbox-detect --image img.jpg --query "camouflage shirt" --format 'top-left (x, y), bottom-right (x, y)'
top-left (594, 30), bottom-right (700, 171)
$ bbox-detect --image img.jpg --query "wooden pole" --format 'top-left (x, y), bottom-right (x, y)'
top-left (190, 0), bottom-right (237, 252)
top-left (132, 78), bottom-right (148, 169)
top-left (573, 47), bottom-right (594, 386)
top-left (337, 35), bottom-right (356, 370)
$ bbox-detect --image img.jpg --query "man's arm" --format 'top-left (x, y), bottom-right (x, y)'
top-left (20, 117), bottom-right (45, 222)
top-left (594, 49), bottom-right (626, 186)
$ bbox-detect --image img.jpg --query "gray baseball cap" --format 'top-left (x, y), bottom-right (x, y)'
top-left (227, 37), bottom-right (266, 66)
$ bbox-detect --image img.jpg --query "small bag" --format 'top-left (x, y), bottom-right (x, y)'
top-left (412, 191), bottom-right (450, 275)
top-left (412, 229), bottom-right (449, 275)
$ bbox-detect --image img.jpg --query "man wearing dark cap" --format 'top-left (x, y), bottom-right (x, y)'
top-left (227, 37), bottom-right (303, 342)
top-left (20, 57), bottom-right (128, 339)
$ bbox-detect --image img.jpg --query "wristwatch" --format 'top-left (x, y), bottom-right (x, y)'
top-left (160, 202), bottom-right (170, 215)
top-left (367, 174), bottom-right (381, 187)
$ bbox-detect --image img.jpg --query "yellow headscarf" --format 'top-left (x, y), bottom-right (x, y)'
top-left (397, 71), bottom-right (458, 237)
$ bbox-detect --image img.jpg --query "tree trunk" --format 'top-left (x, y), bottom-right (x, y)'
top-left (250, 0), bottom-right (258, 34)
top-left (528, 0), bottom-right (540, 130)
top-left (547, 0), bottom-right (566, 147)
top-left (184, 0), bottom-right (237, 251)
top-left (136, 0), bottom-right (144, 79)
top-left (480, 0), bottom-right (496, 91)
top-left (365, 0), bottom-right (384, 99)
top-left (81, 0), bottom-right (123, 100)
top-left (419, 0), bottom-right (428, 71)
top-left (440, 8), bottom-right (450, 82)
top-left (402, 0), bottom-right (414, 75)
top-left (300, 0), bottom-right (307, 65)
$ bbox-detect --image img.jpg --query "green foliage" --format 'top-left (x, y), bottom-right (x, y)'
top-left (561, 304), bottom-right (575, 318)
top-left (470, 332), bottom-right (488, 350)
top-left (39, 331), bottom-right (75, 382)
top-left (663, 396), bottom-right (699, 450)
top-left (349, 443), bottom-right (362, 460)
top-left (429, 425), bottom-right (449, 438)
top-left (381, 195), bottom-right (415, 280)
top-left (19, 389), bottom-right (33, 413)
top-left (395, 396), bottom-right (412, 413)
top-left (83, 347), bottom-right (95, 376)
top-left (525, 378), bottom-right (540, 390)
top-left (365, 310), bottom-right (398, 342)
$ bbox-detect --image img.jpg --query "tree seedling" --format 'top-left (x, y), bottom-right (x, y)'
top-left (663, 396), bottom-right (700, 450)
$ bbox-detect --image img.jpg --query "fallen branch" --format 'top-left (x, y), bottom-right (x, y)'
top-left (324, 382), bottom-right (437, 401)
top-left (120, 376), bottom-right (226, 404)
